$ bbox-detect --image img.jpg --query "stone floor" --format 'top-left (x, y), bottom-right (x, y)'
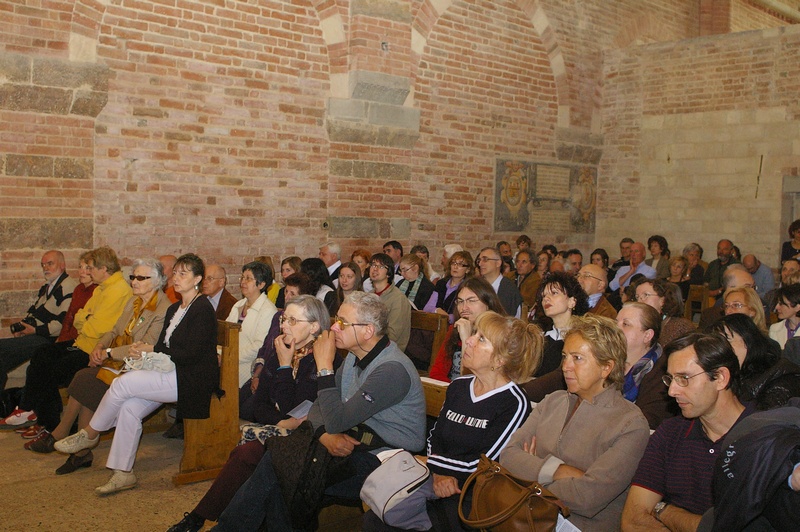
top-left (0, 427), bottom-right (363, 531)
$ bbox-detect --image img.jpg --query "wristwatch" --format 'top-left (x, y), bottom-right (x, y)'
top-left (317, 368), bottom-right (335, 377)
top-left (653, 501), bottom-right (668, 522)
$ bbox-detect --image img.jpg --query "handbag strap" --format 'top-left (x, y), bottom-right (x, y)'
top-left (457, 457), bottom-right (570, 527)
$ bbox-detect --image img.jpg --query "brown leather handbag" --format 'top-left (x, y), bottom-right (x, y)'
top-left (458, 454), bottom-right (570, 532)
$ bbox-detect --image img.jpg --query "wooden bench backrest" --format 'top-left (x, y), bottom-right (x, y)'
top-left (174, 320), bottom-right (241, 485)
top-left (684, 284), bottom-right (709, 321)
top-left (410, 311), bottom-right (449, 373)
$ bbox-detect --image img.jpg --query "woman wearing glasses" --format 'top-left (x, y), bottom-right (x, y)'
top-left (227, 261), bottom-right (278, 388)
top-left (434, 250), bottom-right (475, 323)
top-left (24, 259), bottom-right (171, 467)
top-left (722, 286), bottom-right (767, 333)
top-left (501, 315), bottom-right (650, 530)
top-left (396, 253), bottom-right (437, 312)
top-left (632, 278), bottom-right (695, 345)
top-left (166, 297), bottom-right (348, 532)
top-left (429, 278), bottom-right (506, 382)
top-left (55, 253), bottom-right (219, 495)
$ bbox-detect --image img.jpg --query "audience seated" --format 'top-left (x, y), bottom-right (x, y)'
top-left (0, 250), bottom-right (77, 394)
top-left (722, 285), bottom-right (767, 332)
top-left (698, 264), bottom-right (755, 330)
top-left (621, 333), bottom-right (753, 531)
top-left (239, 296), bottom-right (337, 444)
top-left (429, 278), bottom-right (506, 383)
top-left (633, 278), bottom-right (695, 345)
top-left (227, 261), bottom-right (278, 388)
top-left (170, 292), bottom-right (425, 531)
top-left (54, 253), bottom-right (218, 496)
top-left (395, 253), bottom-right (437, 312)
top-left (610, 237), bottom-right (634, 276)
top-left (512, 249), bottom-right (540, 308)
top-left (202, 264), bottom-right (237, 320)
top-left (781, 218), bottom-right (800, 261)
top-left (708, 313), bottom-right (800, 410)
top-left (383, 240), bottom-right (404, 279)
top-left (645, 235), bottom-right (670, 279)
top-left (742, 253), bottom-right (775, 304)
top-left (502, 315), bottom-right (650, 530)
top-left (682, 242), bottom-right (706, 285)
top-left (534, 249), bottom-right (551, 279)
top-left (239, 272), bottom-right (315, 420)
top-left (578, 263), bottom-right (617, 319)
top-left (769, 284), bottom-right (800, 349)
top-left (26, 259), bottom-right (170, 471)
top-left (589, 247), bottom-right (612, 288)
top-left (434, 250), bottom-right (474, 323)
top-left (565, 248), bottom-right (583, 276)
top-left (319, 242), bottom-right (343, 289)
top-left (704, 239), bottom-right (739, 300)
top-left (411, 244), bottom-right (441, 284)
top-left (369, 253), bottom-right (412, 351)
top-left (253, 256), bottom-right (280, 304)
top-left (665, 255), bottom-right (691, 301)
top-left (275, 256), bottom-right (302, 309)
top-left (301, 257), bottom-right (339, 317)
top-left (335, 261), bottom-right (363, 303)
top-left (476, 247), bottom-right (522, 317)
top-left (1, 247), bottom-right (131, 432)
top-left (617, 302), bottom-right (679, 430)
top-left (610, 242), bottom-right (656, 292)
top-left (159, 255), bottom-right (180, 304)
top-left (363, 312), bottom-right (540, 531)
top-left (54, 253), bottom-right (98, 346)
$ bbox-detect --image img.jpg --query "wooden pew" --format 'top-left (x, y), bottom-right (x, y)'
top-left (173, 320), bottom-right (241, 485)
top-left (406, 311), bottom-right (450, 375)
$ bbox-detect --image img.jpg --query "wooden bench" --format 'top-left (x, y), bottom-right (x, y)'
top-left (406, 311), bottom-right (450, 375)
top-left (684, 284), bottom-right (710, 322)
top-left (173, 320), bottom-right (241, 485)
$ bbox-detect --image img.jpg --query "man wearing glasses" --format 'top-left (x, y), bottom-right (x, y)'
top-left (476, 247), bottom-right (522, 317)
top-left (0, 250), bottom-right (77, 391)
top-left (201, 264), bottom-right (237, 320)
top-left (368, 253), bottom-right (411, 351)
top-left (577, 264), bottom-right (617, 319)
top-left (622, 333), bottom-right (752, 531)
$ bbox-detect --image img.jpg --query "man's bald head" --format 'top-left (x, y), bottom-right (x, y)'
top-left (577, 264), bottom-right (607, 296)
top-left (723, 265), bottom-right (754, 290)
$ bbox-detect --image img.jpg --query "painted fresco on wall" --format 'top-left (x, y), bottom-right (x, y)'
top-left (495, 159), bottom-right (596, 234)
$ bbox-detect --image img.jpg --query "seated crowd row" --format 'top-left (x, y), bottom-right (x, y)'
top-left (0, 235), bottom-right (799, 530)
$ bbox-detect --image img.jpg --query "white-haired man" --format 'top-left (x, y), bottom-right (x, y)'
top-left (319, 242), bottom-right (342, 288)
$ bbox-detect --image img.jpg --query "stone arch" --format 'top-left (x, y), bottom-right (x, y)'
top-left (411, 0), bottom-right (571, 127)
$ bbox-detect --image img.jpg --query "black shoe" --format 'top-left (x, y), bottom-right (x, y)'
top-left (166, 512), bottom-right (204, 532)
top-left (163, 421), bottom-right (184, 439)
top-left (55, 451), bottom-right (93, 475)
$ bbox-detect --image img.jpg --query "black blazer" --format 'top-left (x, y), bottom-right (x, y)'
top-left (154, 296), bottom-right (219, 419)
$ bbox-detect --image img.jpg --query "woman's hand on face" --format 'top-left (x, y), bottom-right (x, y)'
top-left (313, 330), bottom-right (337, 370)
top-left (432, 474), bottom-right (461, 498)
top-left (454, 318), bottom-right (471, 343)
top-left (274, 334), bottom-right (295, 366)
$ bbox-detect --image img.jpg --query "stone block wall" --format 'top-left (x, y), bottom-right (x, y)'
top-left (601, 24), bottom-right (800, 269)
top-left (0, 0), bottom-right (792, 331)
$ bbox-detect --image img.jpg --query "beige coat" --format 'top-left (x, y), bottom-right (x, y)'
top-left (97, 291), bottom-right (172, 359)
top-left (500, 386), bottom-right (650, 531)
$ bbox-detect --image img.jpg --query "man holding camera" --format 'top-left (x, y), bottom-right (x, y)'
top-left (0, 250), bottom-right (77, 390)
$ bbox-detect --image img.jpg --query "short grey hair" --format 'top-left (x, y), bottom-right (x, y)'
top-left (479, 246), bottom-right (500, 259)
top-left (286, 295), bottom-right (331, 335)
top-left (322, 241), bottom-right (341, 258)
top-left (682, 242), bottom-right (702, 256)
top-left (132, 258), bottom-right (167, 290)
top-left (722, 264), bottom-right (749, 288)
top-left (344, 292), bottom-right (388, 337)
top-left (443, 244), bottom-right (463, 259)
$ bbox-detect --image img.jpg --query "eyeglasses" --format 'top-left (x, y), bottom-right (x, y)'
top-left (636, 292), bottom-right (658, 301)
top-left (662, 371), bottom-right (708, 387)
top-left (723, 302), bottom-right (748, 311)
top-left (451, 262), bottom-right (469, 268)
top-left (129, 275), bottom-right (152, 282)
top-left (333, 316), bottom-right (369, 329)
top-left (455, 297), bottom-right (481, 307)
top-left (280, 315), bottom-right (313, 326)
top-left (370, 263), bottom-right (388, 270)
top-left (239, 275), bottom-right (256, 283)
top-left (576, 272), bottom-right (603, 282)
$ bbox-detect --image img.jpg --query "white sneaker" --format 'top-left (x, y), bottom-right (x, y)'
top-left (0, 408), bottom-right (37, 429)
top-left (95, 470), bottom-right (137, 495)
top-left (54, 428), bottom-right (99, 454)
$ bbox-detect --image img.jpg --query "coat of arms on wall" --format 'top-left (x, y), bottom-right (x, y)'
top-left (494, 159), bottom-right (596, 234)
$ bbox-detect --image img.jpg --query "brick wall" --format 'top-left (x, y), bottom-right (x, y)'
top-left (601, 24), bottom-right (800, 268)
top-left (0, 0), bottom-right (795, 332)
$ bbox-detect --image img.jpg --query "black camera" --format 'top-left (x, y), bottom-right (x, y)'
top-left (10, 317), bottom-right (36, 334)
